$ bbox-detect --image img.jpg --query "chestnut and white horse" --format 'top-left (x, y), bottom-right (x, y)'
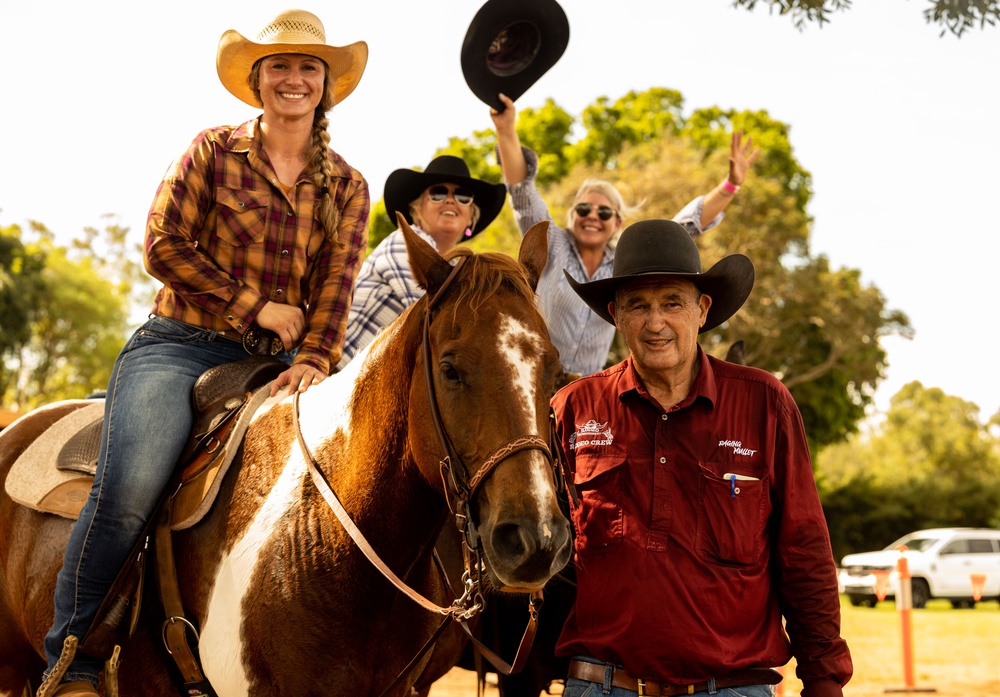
top-left (0, 219), bottom-right (571, 696)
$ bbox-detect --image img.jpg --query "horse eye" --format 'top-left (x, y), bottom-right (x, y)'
top-left (439, 361), bottom-right (462, 384)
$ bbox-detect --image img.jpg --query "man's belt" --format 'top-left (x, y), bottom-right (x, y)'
top-left (567, 659), bottom-right (783, 696)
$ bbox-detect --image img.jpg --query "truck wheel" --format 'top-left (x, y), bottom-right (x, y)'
top-left (910, 579), bottom-right (930, 609)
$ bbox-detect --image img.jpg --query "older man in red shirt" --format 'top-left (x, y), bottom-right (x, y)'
top-left (551, 220), bottom-right (852, 697)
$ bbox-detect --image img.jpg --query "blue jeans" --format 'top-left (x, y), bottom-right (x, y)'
top-left (563, 658), bottom-right (777, 697)
top-left (43, 316), bottom-right (292, 686)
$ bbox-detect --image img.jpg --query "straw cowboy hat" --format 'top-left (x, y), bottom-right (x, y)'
top-left (461, 0), bottom-right (570, 111)
top-left (566, 219), bottom-right (755, 332)
top-left (383, 156), bottom-right (507, 240)
top-left (217, 9), bottom-right (368, 108)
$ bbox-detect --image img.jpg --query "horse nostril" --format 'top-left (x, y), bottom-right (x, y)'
top-left (491, 520), bottom-right (535, 561)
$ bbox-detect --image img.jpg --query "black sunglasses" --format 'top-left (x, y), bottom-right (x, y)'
top-left (427, 185), bottom-right (475, 206)
top-left (574, 203), bottom-right (616, 221)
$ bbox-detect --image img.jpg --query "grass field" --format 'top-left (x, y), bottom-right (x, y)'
top-left (431, 597), bottom-right (1000, 696)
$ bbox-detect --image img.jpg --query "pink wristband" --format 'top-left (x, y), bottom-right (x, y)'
top-left (722, 179), bottom-right (740, 195)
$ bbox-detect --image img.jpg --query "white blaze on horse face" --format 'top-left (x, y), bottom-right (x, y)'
top-left (497, 314), bottom-right (554, 538)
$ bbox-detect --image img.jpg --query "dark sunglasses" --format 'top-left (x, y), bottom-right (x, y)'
top-left (574, 203), bottom-right (616, 221)
top-left (427, 185), bottom-right (475, 206)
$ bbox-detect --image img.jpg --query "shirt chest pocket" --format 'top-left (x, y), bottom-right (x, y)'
top-left (570, 449), bottom-right (626, 557)
top-left (215, 187), bottom-right (271, 246)
top-left (696, 463), bottom-right (770, 567)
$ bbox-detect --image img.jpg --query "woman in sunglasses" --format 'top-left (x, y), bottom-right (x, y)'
top-left (336, 155), bottom-right (507, 369)
top-left (491, 93), bottom-right (758, 377)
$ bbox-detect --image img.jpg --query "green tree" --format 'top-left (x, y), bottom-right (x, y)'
top-left (818, 382), bottom-right (1000, 559)
top-left (730, 0), bottom-right (999, 36)
top-left (0, 218), bottom-right (147, 409)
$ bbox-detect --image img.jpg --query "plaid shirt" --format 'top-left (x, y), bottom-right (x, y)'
top-left (145, 118), bottom-right (369, 374)
top-left (507, 147), bottom-right (720, 377)
top-left (335, 226), bottom-right (439, 371)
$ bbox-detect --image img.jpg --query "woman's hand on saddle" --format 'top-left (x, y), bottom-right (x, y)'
top-left (728, 130), bottom-right (759, 187)
top-left (271, 363), bottom-right (326, 397)
top-left (255, 301), bottom-right (306, 349)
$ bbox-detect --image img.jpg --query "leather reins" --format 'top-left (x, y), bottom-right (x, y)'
top-left (293, 255), bottom-right (558, 694)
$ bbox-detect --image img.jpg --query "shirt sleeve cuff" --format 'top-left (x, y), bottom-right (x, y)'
top-left (672, 196), bottom-right (723, 238)
top-left (224, 287), bottom-right (267, 333)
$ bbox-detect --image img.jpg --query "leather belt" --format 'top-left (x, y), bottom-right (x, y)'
top-left (568, 659), bottom-right (782, 696)
top-left (156, 317), bottom-right (284, 356)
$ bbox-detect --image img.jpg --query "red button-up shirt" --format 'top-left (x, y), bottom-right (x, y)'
top-left (551, 349), bottom-right (852, 697)
top-left (144, 118), bottom-right (369, 374)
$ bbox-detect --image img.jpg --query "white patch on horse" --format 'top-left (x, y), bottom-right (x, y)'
top-left (497, 314), bottom-right (553, 540)
top-left (199, 446), bottom-right (309, 694)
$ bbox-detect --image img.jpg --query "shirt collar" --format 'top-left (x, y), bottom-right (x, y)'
top-left (222, 116), bottom-right (355, 181)
top-left (617, 346), bottom-right (718, 410)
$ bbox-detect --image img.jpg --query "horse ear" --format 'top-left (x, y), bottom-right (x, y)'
top-left (725, 339), bottom-right (746, 366)
top-left (518, 221), bottom-right (549, 292)
top-left (397, 212), bottom-right (453, 296)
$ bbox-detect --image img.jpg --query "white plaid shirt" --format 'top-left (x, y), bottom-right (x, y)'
top-left (336, 226), bottom-right (439, 371)
top-left (508, 147), bottom-right (721, 376)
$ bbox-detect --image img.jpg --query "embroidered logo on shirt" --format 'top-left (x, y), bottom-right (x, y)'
top-left (718, 439), bottom-right (758, 457)
top-left (570, 420), bottom-right (614, 449)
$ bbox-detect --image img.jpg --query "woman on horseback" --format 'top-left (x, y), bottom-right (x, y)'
top-left (38, 9), bottom-right (370, 695)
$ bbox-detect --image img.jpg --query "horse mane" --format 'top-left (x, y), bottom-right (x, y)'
top-left (440, 247), bottom-right (538, 323)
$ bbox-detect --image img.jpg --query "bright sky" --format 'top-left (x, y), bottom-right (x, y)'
top-left (2, 1), bottom-right (998, 420)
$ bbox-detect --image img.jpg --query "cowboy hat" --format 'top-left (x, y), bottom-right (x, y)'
top-left (461, 0), bottom-right (570, 111)
top-left (383, 156), bottom-right (507, 240)
top-left (217, 9), bottom-right (368, 108)
top-left (565, 219), bottom-right (755, 332)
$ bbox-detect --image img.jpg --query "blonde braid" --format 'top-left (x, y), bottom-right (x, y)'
top-left (308, 111), bottom-right (343, 248)
top-left (309, 69), bottom-right (343, 248)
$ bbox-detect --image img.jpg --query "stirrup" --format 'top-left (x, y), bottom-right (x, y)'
top-left (35, 635), bottom-right (78, 697)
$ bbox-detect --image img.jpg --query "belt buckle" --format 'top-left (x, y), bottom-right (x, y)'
top-left (241, 326), bottom-right (284, 356)
top-left (638, 678), bottom-right (646, 696)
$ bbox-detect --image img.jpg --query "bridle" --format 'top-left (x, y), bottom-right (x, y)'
top-left (293, 255), bottom-right (558, 693)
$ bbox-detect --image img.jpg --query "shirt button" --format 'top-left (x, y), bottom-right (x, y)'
top-left (281, 249), bottom-right (289, 256)
top-left (659, 457), bottom-right (666, 464)
top-left (275, 289), bottom-right (283, 296)
top-left (286, 210), bottom-right (293, 216)
top-left (227, 315), bottom-right (234, 321)
top-left (661, 414), bottom-right (668, 420)
top-left (236, 323), bottom-right (243, 329)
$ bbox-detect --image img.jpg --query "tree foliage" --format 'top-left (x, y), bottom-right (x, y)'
top-left (817, 382), bottom-right (1000, 561)
top-left (0, 218), bottom-right (148, 409)
top-left (731, 0), bottom-right (999, 37)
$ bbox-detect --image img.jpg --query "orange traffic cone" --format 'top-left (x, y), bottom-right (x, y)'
top-left (970, 573), bottom-right (987, 601)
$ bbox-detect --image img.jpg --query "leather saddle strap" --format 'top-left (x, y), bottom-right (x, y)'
top-left (155, 504), bottom-right (209, 686)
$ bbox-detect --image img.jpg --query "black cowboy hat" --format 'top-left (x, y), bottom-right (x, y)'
top-left (461, 0), bottom-right (570, 111)
top-left (383, 156), bottom-right (507, 241)
top-left (565, 219), bottom-right (755, 332)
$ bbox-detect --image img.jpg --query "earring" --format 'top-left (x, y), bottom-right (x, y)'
top-left (464, 227), bottom-right (473, 238)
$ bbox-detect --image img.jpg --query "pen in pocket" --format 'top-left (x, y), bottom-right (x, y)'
top-left (723, 473), bottom-right (759, 498)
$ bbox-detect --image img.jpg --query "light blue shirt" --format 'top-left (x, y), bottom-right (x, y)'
top-left (507, 147), bottom-right (721, 376)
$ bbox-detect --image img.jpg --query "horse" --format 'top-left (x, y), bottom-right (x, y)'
top-left (0, 217), bottom-right (572, 697)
